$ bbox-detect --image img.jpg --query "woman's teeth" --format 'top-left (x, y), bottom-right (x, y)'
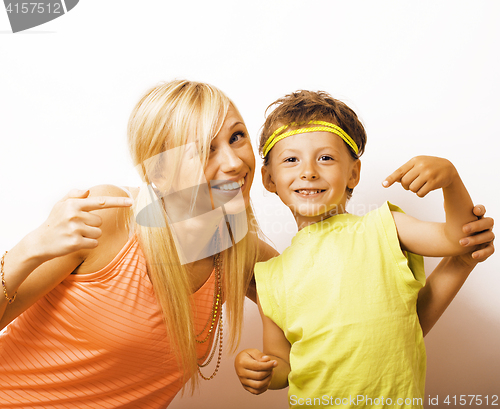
top-left (217, 178), bottom-right (245, 191)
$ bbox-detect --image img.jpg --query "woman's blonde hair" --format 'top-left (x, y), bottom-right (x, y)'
top-left (127, 80), bottom-right (260, 391)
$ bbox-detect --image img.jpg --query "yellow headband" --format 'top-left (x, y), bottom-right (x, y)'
top-left (262, 120), bottom-right (359, 158)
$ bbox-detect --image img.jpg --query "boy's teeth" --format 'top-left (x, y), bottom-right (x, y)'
top-left (218, 178), bottom-right (245, 191)
top-left (298, 190), bottom-right (321, 195)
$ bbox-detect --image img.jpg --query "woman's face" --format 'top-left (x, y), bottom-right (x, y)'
top-left (204, 105), bottom-right (255, 211)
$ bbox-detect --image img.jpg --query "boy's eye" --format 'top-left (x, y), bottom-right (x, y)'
top-left (230, 131), bottom-right (245, 144)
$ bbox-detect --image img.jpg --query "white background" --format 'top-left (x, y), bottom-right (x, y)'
top-left (0, 1), bottom-right (498, 408)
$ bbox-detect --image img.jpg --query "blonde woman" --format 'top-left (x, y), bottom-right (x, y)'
top-left (0, 80), bottom-right (494, 408)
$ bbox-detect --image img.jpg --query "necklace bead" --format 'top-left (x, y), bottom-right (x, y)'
top-left (197, 252), bottom-right (223, 380)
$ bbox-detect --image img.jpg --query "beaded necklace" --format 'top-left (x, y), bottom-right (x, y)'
top-left (196, 252), bottom-right (223, 380)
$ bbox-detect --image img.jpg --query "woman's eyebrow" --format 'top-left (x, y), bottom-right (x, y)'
top-left (229, 121), bottom-right (244, 129)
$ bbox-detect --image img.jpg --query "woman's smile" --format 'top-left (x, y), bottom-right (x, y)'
top-left (203, 106), bottom-right (255, 209)
top-left (211, 176), bottom-right (246, 192)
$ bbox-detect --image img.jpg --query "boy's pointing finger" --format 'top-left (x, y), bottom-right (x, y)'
top-left (383, 168), bottom-right (404, 188)
top-left (383, 160), bottom-right (414, 188)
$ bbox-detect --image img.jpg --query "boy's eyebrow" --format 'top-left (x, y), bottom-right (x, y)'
top-left (278, 146), bottom-right (343, 156)
top-left (277, 148), bottom-right (300, 157)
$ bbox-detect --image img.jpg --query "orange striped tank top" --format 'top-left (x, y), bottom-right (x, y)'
top-left (0, 235), bottom-right (218, 408)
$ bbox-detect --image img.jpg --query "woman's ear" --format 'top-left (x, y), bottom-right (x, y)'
top-left (261, 165), bottom-right (277, 193)
top-left (347, 159), bottom-right (361, 190)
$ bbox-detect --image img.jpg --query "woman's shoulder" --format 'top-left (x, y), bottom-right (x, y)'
top-left (88, 184), bottom-right (137, 199)
top-left (88, 184), bottom-right (135, 233)
top-left (73, 184), bottom-right (137, 275)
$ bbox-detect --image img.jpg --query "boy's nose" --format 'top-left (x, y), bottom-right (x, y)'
top-left (300, 163), bottom-right (318, 180)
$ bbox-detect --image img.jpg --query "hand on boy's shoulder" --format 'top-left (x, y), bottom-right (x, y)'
top-left (258, 239), bottom-right (279, 263)
top-left (383, 156), bottom-right (459, 198)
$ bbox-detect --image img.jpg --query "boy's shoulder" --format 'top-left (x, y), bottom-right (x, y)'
top-left (352, 201), bottom-right (405, 224)
top-left (255, 248), bottom-right (284, 274)
top-left (353, 200), bottom-right (395, 217)
top-left (254, 239), bottom-right (299, 284)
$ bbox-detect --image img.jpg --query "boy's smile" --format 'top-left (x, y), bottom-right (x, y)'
top-left (262, 131), bottom-right (361, 229)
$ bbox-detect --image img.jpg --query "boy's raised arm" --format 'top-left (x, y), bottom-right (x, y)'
top-left (384, 156), bottom-right (476, 257)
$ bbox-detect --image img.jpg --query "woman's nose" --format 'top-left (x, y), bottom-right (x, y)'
top-left (219, 145), bottom-right (243, 173)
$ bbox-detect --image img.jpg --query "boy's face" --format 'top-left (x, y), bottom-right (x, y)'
top-left (262, 131), bottom-right (361, 229)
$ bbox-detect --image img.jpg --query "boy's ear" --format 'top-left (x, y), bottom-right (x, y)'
top-left (347, 159), bottom-right (361, 190)
top-left (261, 165), bottom-right (277, 193)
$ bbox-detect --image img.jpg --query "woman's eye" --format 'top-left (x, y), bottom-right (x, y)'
top-left (229, 131), bottom-right (245, 144)
top-left (199, 146), bottom-right (215, 155)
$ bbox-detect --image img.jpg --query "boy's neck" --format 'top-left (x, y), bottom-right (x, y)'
top-left (295, 205), bottom-right (348, 230)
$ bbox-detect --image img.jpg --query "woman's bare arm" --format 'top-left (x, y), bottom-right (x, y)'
top-left (0, 186), bottom-right (132, 328)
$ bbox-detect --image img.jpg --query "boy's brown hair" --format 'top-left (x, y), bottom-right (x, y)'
top-left (259, 90), bottom-right (367, 165)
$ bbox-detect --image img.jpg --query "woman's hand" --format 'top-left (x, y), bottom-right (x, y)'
top-left (417, 204), bottom-right (494, 336)
top-left (1, 186), bottom-right (134, 327)
top-left (30, 189), bottom-right (133, 262)
top-left (458, 204), bottom-right (495, 265)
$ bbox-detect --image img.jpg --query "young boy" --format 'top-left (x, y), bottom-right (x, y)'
top-left (235, 90), bottom-right (478, 408)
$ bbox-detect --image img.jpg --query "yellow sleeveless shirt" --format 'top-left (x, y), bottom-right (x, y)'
top-left (255, 202), bottom-right (426, 408)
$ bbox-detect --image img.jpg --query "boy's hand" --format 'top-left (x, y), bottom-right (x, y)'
top-left (234, 348), bottom-right (277, 395)
top-left (383, 156), bottom-right (459, 197)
